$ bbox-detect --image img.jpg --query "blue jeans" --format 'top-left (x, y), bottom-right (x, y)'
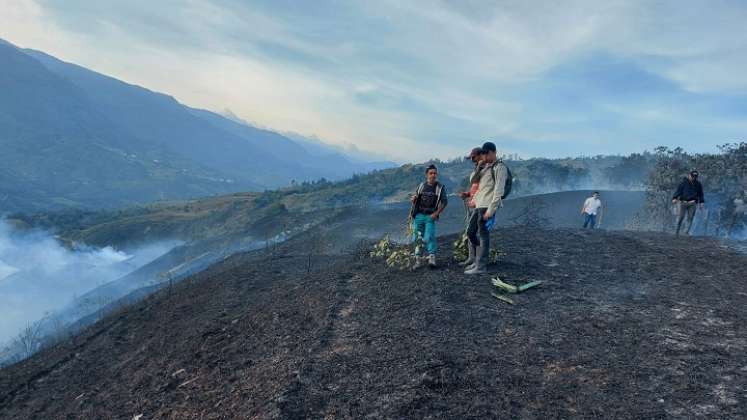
top-left (412, 213), bottom-right (437, 255)
top-left (583, 212), bottom-right (596, 229)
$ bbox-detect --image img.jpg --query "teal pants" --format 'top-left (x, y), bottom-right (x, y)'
top-left (412, 213), bottom-right (437, 255)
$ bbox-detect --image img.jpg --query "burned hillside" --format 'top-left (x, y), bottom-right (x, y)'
top-left (1, 226), bottom-right (745, 419)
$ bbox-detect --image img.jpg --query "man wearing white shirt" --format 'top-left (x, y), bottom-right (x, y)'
top-left (581, 192), bottom-right (603, 229)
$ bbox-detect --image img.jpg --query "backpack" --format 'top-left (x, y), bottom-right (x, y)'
top-left (490, 162), bottom-right (513, 200)
top-left (410, 182), bottom-right (444, 218)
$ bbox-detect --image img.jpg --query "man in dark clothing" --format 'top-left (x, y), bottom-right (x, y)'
top-left (410, 164), bottom-right (448, 267)
top-left (672, 170), bottom-right (705, 236)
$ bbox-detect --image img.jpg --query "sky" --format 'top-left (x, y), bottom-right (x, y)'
top-left (1, 0), bottom-right (746, 162)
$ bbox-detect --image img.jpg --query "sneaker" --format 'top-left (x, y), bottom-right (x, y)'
top-left (459, 258), bottom-right (474, 267)
top-left (413, 256), bottom-right (424, 269)
top-left (464, 266), bottom-right (488, 275)
top-left (428, 254), bottom-right (437, 268)
top-left (463, 263), bottom-right (476, 272)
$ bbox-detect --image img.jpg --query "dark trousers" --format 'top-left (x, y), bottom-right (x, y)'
top-left (467, 208), bottom-right (490, 269)
top-left (676, 201), bottom-right (697, 235)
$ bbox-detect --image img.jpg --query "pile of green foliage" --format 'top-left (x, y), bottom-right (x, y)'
top-left (370, 235), bottom-right (426, 270)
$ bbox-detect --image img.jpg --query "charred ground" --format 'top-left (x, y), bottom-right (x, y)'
top-left (1, 227), bottom-right (746, 419)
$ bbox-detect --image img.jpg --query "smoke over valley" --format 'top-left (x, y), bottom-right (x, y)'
top-left (0, 220), bottom-right (176, 344)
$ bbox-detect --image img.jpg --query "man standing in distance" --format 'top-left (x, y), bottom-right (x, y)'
top-left (465, 142), bottom-right (508, 275)
top-left (672, 170), bottom-right (705, 236)
top-left (581, 191), bottom-right (604, 229)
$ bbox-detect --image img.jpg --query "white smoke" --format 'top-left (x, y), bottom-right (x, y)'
top-left (0, 220), bottom-right (175, 343)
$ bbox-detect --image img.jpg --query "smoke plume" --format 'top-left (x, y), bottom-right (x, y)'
top-left (0, 220), bottom-right (175, 344)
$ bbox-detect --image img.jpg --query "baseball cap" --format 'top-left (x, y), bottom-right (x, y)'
top-left (466, 147), bottom-right (484, 159)
top-left (690, 170), bottom-right (699, 177)
top-left (481, 141), bottom-right (497, 153)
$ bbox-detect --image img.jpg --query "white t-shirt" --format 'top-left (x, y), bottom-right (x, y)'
top-left (583, 197), bottom-right (603, 215)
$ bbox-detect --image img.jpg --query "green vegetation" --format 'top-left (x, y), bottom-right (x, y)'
top-left (4, 154), bottom-right (613, 246)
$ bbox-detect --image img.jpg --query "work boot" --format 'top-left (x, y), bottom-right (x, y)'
top-left (428, 254), bottom-right (437, 268)
top-left (459, 244), bottom-right (476, 266)
top-left (465, 245), bottom-right (488, 274)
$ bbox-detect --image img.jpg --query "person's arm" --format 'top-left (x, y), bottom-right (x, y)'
top-left (698, 183), bottom-right (705, 205)
top-left (469, 167), bottom-right (481, 184)
top-left (459, 181), bottom-right (472, 199)
top-left (485, 164), bottom-right (507, 218)
top-left (432, 187), bottom-right (448, 219)
top-left (581, 199), bottom-right (588, 214)
top-left (672, 180), bottom-right (684, 202)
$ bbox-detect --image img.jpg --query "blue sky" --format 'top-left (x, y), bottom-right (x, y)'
top-left (2, 0), bottom-right (746, 162)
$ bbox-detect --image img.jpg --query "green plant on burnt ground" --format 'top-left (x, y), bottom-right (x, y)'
top-left (642, 144), bottom-right (747, 236)
top-left (370, 234), bottom-right (423, 270)
top-left (453, 233), bottom-right (469, 262)
top-left (490, 276), bottom-right (543, 305)
top-left (489, 248), bottom-right (504, 264)
top-left (453, 233), bottom-right (503, 263)
top-left (370, 235), bottom-right (393, 259)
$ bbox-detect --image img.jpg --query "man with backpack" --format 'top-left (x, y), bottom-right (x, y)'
top-left (458, 147), bottom-right (485, 267)
top-left (465, 142), bottom-right (510, 275)
top-left (672, 170), bottom-right (705, 236)
top-left (410, 164), bottom-right (448, 268)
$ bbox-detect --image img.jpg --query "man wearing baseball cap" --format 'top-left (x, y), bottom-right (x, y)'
top-left (458, 147), bottom-right (485, 267)
top-left (465, 141), bottom-right (509, 274)
top-left (672, 170), bottom-right (705, 236)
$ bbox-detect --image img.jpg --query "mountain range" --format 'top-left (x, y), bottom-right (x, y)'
top-left (0, 38), bottom-right (394, 213)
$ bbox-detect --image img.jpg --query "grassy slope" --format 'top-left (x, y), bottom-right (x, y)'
top-left (9, 155), bottom-right (638, 248)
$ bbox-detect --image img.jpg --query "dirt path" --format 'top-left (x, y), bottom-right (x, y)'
top-left (1, 227), bottom-right (746, 419)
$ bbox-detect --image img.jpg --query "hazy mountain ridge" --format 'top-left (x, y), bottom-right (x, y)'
top-left (0, 39), bottom-right (391, 213)
top-left (0, 41), bottom-right (241, 213)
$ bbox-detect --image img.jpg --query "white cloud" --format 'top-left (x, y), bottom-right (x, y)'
top-left (1, 0), bottom-right (746, 160)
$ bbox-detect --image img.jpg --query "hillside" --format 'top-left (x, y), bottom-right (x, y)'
top-left (9, 188), bottom-right (645, 251)
top-left (1, 187), bottom-right (644, 360)
top-left (0, 39), bottom-right (391, 213)
top-left (0, 40), bottom-right (236, 212)
top-left (1, 227), bottom-right (745, 419)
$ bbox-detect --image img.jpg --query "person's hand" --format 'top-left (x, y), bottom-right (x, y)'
top-left (672, 199), bottom-right (678, 204)
top-left (483, 212), bottom-right (492, 221)
top-left (430, 213), bottom-right (439, 221)
top-left (410, 194), bottom-right (417, 204)
top-left (459, 191), bottom-right (470, 199)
